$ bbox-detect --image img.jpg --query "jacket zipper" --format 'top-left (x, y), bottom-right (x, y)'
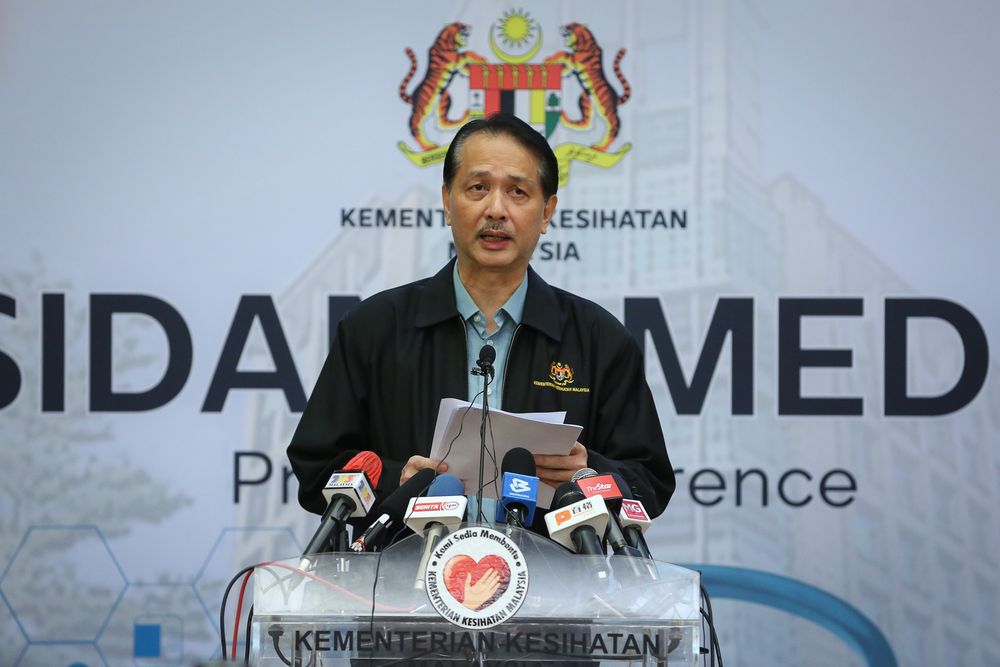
top-left (502, 324), bottom-right (523, 410)
top-left (457, 316), bottom-right (469, 396)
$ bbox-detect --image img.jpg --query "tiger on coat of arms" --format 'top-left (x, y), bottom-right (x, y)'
top-left (399, 22), bottom-right (486, 150)
top-left (544, 22), bottom-right (631, 151)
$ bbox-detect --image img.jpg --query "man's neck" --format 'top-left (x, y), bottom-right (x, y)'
top-left (456, 262), bottom-right (527, 326)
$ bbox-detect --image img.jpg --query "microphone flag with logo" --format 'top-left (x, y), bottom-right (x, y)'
top-left (301, 451), bottom-right (383, 564)
top-left (612, 473), bottom-right (656, 560)
top-left (350, 467), bottom-right (437, 552)
top-left (407, 473), bottom-right (468, 590)
top-left (544, 482), bottom-right (609, 556)
top-left (495, 447), bottom-right (539, 526)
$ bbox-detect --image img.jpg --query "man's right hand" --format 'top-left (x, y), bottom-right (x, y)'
top-left (400, 455), bottom-right (448, 485)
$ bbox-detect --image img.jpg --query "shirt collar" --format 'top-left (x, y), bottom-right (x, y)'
top-left (417, 259), bottom-right (561, 342)
top-left (453, 262), bottom-right (528, 325)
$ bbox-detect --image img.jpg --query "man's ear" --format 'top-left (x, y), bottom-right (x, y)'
top-left (541, 194), bottom-right (558, 233)
top-left (441, 184), bottom-right (452, 225)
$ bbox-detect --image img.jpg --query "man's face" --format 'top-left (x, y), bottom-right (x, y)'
top-left (442, 132), bottom-right (557, 278)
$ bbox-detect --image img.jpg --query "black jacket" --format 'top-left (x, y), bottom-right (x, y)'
top-left (288, 260), bottom-right (674, 518)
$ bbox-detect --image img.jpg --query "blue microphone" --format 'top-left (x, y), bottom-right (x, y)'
top-left (426, 472), bottom-right (465, 497)
top-left (495, 448), bottom-right (539, 528)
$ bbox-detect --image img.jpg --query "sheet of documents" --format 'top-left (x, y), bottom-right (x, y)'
top-left (428, 398), bottom-right (583, 508)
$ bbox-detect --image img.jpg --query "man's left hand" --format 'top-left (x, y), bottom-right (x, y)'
top-left (534, 441), bottom-right (588, 488)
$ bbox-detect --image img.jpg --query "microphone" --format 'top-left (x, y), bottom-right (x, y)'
top-left (495, 447), bottom-right (539, 528)
top-left (572, 468), bottom-right (642, 558)
top-left (407, 473), bottom-right (467, 590)
top-left (544, 482), bottom-right (609, 559)
top-left (300, 451), bottom-right (382, 567)
top-left (350, 468), bottom-right (437, 552)
top-left (471, 344), bottom-right (496, 521)
top-left (614, 476), bottom-right (655, 561)
top-left (476, 344), bottom-right (496, 379)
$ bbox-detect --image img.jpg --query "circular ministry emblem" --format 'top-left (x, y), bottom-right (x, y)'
top-left (425, 527), bottom-right (529, 629)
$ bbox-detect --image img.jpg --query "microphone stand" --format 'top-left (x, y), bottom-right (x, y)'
top-left (471, 357), bottom-right (494, 524)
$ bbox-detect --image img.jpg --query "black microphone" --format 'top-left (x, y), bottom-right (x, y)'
top-left (476, 344), bottom-right (496, 379)
top-left (350, 468), bottom-right (437, 552)
top-left (572, 468), bottom-right (643, 558)
top-left (300, 451), bottom-right (382, 568)
top-left (495, 447), bottom-right (540, 529)
top-left (613, 474), bottom-right (655, 561)
top-left (471, 344), bottom-right (496, 521)
top-left (545, 482), bottom-right (609, 557)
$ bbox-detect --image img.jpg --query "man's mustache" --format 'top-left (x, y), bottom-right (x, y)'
top-left (478, 220), bottom-right (511, 235)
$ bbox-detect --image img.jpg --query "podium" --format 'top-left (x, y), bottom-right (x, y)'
top-left (251, 524), bottom-right (701, 665)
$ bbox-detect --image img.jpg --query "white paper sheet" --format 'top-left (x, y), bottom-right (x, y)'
top-left (428, 398), bottom-right (583, 507)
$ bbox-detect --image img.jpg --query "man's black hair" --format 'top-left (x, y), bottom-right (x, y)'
top-left (442, 112), bottom-right (559, 199)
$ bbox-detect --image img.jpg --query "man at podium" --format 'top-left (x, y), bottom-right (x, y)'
top-left (288, 113), bottom-right (674, 524)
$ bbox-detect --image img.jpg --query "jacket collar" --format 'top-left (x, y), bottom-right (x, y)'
top-left (416, 259), bottom-right (562, 342)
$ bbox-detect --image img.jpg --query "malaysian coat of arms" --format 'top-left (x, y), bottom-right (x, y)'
top-left (397, 10), bottom-right (632, 186)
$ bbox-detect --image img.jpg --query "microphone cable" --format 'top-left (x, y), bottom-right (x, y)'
top-left (219, 564), bottom-right (255, 659)
top-left (699, 582), bottom-right (724, 667)
top-left (221, 560), bottom-right (415, 662)
top-left (244, 603), bottom-right (253, 664)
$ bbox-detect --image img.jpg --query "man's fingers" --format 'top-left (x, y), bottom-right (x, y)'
top-left (538, 469), bottom-right (575, 486)
top-left (533, 453), bottom-right (573, 469)
top-left (533, 442), bottom-right (588, 471)
top-left (400, 456), bottom-right (448, 484)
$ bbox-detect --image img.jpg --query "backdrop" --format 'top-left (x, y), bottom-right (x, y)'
top-left (1, 1), bottom-right (998, 665)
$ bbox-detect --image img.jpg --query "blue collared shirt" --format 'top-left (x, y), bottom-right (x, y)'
top-left (453, 263), bottom-right (527, 410)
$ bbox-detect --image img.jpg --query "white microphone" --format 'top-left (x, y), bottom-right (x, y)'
top-left (619, 498), bottom-right (654, 559)
top-left (545, 483), bottom-right (610, 564)
top-left (407, 473), bottom-right (467, 590)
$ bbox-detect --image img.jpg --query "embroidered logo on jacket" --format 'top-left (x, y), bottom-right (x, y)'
top-left (549, 361), bottom-right (574, 386)
top-left (533, 361), bottom-right (590, 393)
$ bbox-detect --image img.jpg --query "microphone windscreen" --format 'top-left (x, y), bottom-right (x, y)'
top-left (570, 467), bottom-right (598, 483)
top-left (427, 472), bottom-right (464, 497)
top-left (501, 447), bottom-right (536, 476)
top-left (553, 482), bottom-right (586, 509)
top-left (610, 472), bottom-right (633, 499)
top-left (478, 344), bottom-right (496, 365)
top-left (345, 450), bottom-right (383, 489)
top-left (381, 468), bottom-right (437, 521)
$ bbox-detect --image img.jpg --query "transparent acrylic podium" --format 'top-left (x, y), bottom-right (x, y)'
top-left (251, 524), bottom-right (700, 665)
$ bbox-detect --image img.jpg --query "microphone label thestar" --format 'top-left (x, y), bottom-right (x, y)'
top-left (577, 475), bottom-right (622, 500)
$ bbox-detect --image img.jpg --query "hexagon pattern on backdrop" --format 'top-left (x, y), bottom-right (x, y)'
top-left (98, 583), bottom-right (218, 666)
top-left (0, 527), bottom-right (126, 643)
top-left (18, 642), bottom-right (105, 667)
top-left (0, 524), bottom-right (302, 665)
top-left (0, 595), bottom-right (28, 666)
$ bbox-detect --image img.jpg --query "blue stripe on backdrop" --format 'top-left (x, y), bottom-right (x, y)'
top-left (685, 564), bottom-right (898, 667)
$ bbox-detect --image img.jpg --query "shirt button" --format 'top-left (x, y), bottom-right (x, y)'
top-left (486, 340), bottom-right (494, 346)
top-left (474, 315), bottom-right (482, 322)
top-left (487, 388), bottom-right (493, 395)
